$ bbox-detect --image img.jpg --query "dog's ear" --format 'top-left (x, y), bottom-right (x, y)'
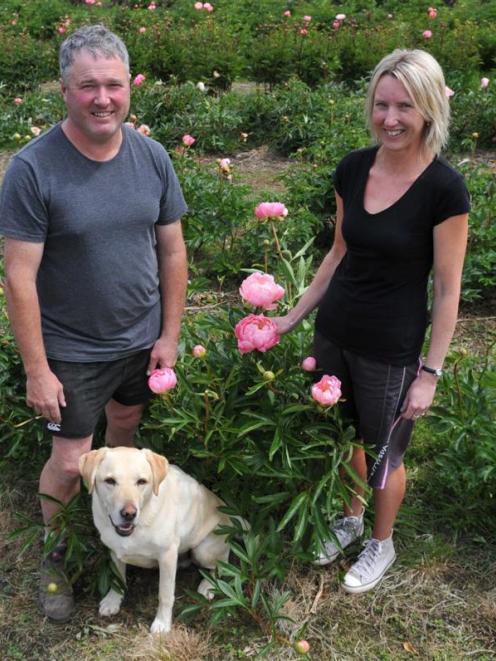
top-left (143, 449), bottom-right (169, 496)
top-left (79, 448), bottom-right (107, 494)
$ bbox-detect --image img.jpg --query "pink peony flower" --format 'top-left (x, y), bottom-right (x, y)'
top-left (335, 13), bottom-right (346, 21)
top-left (192, 344), bottom-right (206, 358)
top-left (182, 134), bottom-right (196, 147)
top-left (235, 314), bottom-right (280, 354)
top-left (311, 374), bottom-right (342, 406)
top-left (219, 157), bottom-right (231, 171)
top-left (137, 124), bottom-right (151, 136)
top-left (283, 10), bottom-right (291, 17)
top-left (301, 356), bottom-right (317, 372)
top-left (445, 86), bottom-right (454, 98)
top-left (303, 15), bottom-right (312, 23)
top-left (57, 26), bottom-right (66, 34)
top-left (138, 26), bottom-right (146, 33)
top-left (255, 202), bottom-right (288, 220)
top-left (239, 272), bottom-right (285, 310)
top-left (85, 0), bottom-right (96, 4)
top-left (30, 126), bottom-right (42, 137)
top-left (14, 97), bottom-right (23, 105)
top-left (427, 7), bottom-right (437, 18)
top-left (332, 19), bottom-right (341, 30)
top-left (148, 367), bottom-right (177, 394)
top-left (148, 2), bottom-right (157, 8)
top-left (194, 1), bottom-right (203, 8)
top-left (203, 2), bottom-right (214, 11)
top-left (480, 77), bottom-right (490, 89)
top-left (133, 73), bottom-right (146, 86)
top-left (422, 30), bottom-right (432, 39)
top-left (299, 28), bottom-right (308, 36)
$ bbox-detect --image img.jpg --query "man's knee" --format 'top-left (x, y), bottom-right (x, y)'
top-left (49, 436), bottom-right (93, 480)
top-left (106, 400), bottom-right (145, 431)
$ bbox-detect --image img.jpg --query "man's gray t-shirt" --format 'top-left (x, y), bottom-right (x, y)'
top-left (0, 123), bottom-right (188, 361)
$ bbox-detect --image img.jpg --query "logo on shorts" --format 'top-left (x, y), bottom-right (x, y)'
top-left (47, 422), bottom-right (61, 432)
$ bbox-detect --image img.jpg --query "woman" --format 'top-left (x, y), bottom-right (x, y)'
top-left (274, 49), bottom-right (470, 593)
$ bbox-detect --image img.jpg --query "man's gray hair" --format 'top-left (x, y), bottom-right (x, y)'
top-left (59, 24), bottom-right (130, 82)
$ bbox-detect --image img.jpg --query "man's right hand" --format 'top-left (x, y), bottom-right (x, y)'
top-left (26, 369), bottom-right (66, 424)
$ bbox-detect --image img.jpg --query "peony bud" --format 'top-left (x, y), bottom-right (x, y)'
top-left (182, 134), bottom-right (196, 147)
top-left (301, 356), bottom-right (317, 372)
top-left (294, 640), bottom-right (310, 655)
top-left (192, 344), bottom-right (206, 358)
top-left (133, 73), bottom-right (146, 86)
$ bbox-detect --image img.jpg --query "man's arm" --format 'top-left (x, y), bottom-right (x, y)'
top-left (3, 238), bottom-right (66, 422)
top-left (147, 221), bottom-right (188, 373)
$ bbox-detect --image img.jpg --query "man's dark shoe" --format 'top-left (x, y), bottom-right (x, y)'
top-left (39, 542), bottom-right (75, 622)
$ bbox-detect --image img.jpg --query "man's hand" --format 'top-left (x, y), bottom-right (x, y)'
top-left (26, 369), bottom-right (66, 424)
top-left (147, 337), bottom-right (178, 374)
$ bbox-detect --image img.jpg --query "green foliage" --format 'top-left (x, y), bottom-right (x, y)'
top-left (172, 151), bottom-right (253, 278)
top-left (458, 162), bottom-right (496, 302)
top-left (0, 288), bottom-right (47, 461)
top-left (426, 346), bottom-right (496, 537)
top-left (0, 27), bottom-right (58, 91)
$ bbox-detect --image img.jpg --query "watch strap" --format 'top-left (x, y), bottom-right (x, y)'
top-left (421, 365), bottom-right (443, 377)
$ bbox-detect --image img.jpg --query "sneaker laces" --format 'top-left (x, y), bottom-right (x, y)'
top-left (350, 539), bottom-right (382, 578)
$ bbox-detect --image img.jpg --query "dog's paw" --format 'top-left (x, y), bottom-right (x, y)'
top-left (99, 590), bottom-right (123, 617)
top-left (197, 578), bottom-right (215, 601)
top-left (150, 617), bottom-right (171, 635)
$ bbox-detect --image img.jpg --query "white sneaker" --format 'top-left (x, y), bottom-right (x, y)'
top-left (313, 513), bottom-right (364, 566)
top-left (342, 536), bottom-right (396, 594)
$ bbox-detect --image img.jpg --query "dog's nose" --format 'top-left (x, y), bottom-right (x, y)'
top-left (120, 504), bottom-right (137, 521)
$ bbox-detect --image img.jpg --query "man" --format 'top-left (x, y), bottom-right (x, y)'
top-left (0, 25), bottom-right (188, 621)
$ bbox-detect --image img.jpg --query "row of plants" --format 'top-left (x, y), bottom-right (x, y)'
top-left (0, 0), bottom-right (494, 90)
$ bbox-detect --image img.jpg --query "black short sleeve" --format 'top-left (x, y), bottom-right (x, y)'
top-left (433, 164), bottom-right (471, 225)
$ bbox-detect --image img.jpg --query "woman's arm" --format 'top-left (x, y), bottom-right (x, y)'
top-left (401, 212), bottom-right (469, 419)
top-left (273, 193), bottom-right (347, 335)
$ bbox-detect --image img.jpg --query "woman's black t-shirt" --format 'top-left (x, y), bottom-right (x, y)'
top-left (315, 146), bottom-right (470, 366)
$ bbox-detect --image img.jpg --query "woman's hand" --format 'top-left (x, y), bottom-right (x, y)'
top-left (271, 314), bottom-right (297, 336)
top-left (400, 371), bottom-right (438, 420)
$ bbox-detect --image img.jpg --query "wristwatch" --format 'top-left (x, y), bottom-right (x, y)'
top-left (421, 365), bottom-right (443, 377)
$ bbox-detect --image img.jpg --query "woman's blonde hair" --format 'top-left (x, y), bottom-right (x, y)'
top-left (366, 49), bottom-right (450, 155)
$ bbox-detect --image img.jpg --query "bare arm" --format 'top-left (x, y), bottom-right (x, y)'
top-left (273, 192), bottom-right (347, 335)
top-left (147, 221), bottom-right (188, 373)
top-left (401, 212), bottom-right (469, 418)
top-left (3, 238), bottom-right (66, 422)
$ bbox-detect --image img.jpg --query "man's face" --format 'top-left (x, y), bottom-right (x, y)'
top-left (61, 50), bottom-right (130, 146)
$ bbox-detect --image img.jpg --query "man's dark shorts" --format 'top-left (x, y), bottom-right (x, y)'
top-left (46, 350), bottom-right (153, 439)
top-left (313, 331), bottom-right (420, 489)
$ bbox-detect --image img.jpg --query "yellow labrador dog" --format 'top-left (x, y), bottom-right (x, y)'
top-left (79, 446), bottom-right (232, 634)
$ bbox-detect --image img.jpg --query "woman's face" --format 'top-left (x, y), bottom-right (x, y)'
top-left (371, 74), bottom-right (427, 156)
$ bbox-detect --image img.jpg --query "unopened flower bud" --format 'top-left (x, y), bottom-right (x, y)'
top-left (294, 640), bottom-right (310, 655)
